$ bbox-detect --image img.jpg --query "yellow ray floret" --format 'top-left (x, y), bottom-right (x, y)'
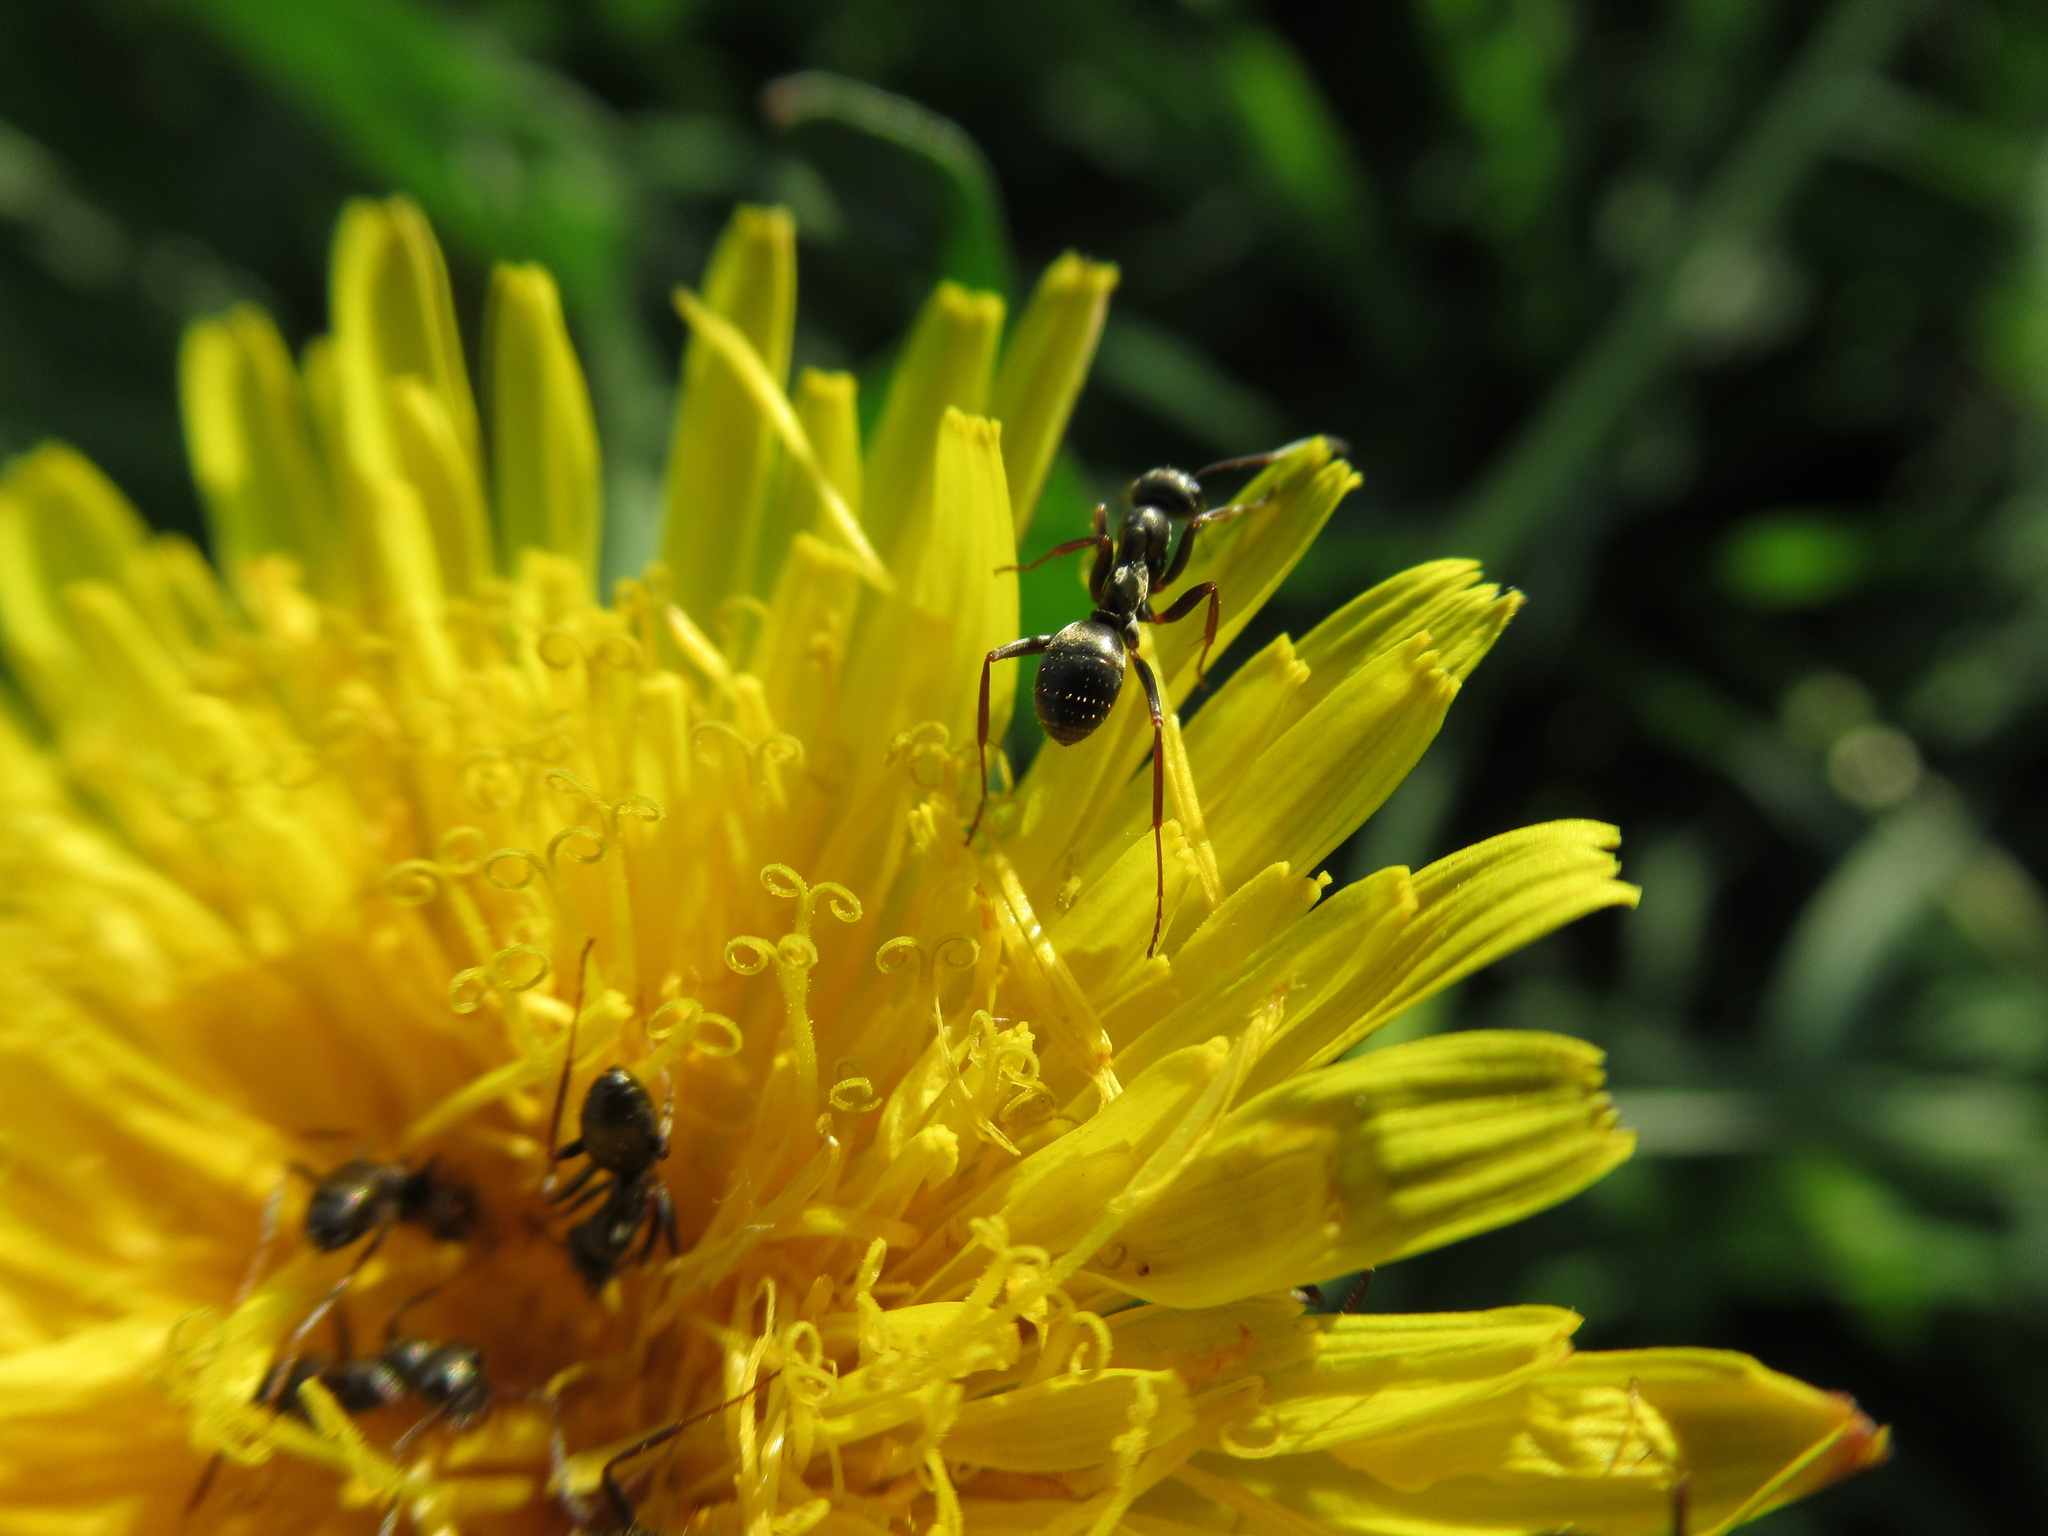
top-left (0, 195), bottom-right (1881, 1536)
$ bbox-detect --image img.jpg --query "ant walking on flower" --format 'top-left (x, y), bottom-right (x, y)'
top-left (189, 1286), bottom-right (493, 1515)
top-left (543, 942), bottom-right (680, 1291)
top-left (231, 1132), bottom-right (480, 1424)
top-left (967, 441), bottom-right (1342, 956)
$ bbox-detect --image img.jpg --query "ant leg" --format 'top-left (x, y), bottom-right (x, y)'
top-left (995, 533), bottom-right (1112, 577)
top-left (234, 1172), bottom-right (290, 1306)
top-left (1086, 504), bottom-right (1114, 603)
top-left (551, 1170), bottom-right (613, 1218)
top-left (1147, 581), bottom-right (1221, 685)
top-left (1668, 1476), bottom-right (1691, 1536)
top-left (1158, 493), bottom-right (1276, 588)
top-left (266, 1219), bottom-right (390, 1407)
top-left (1132, 654), bottom-right (1168, 959)
top-left (548, 1159), bottom-right (603, 1210)
top-left (383, 1280), bottom-right (455, 1346)
top-left (599, 1375), bottom-right (784, 1533)
top-left (633, 1187), bottom-right (669, 1268)
top-left (966, 636), bottom-right (1051, 844)
top-left (543, 940), bottom-right (595, 1196)
top-left (391, 1399), bottom-right (451, 1462)
top-left (658, 1181), bottom-right (680, 1256)
top-left (185, 1452), bottom-right (227, 1514)
top-left (1339, 1269), bottom-right (1374, 1313)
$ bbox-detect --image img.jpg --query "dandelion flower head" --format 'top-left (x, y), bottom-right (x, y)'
top-left (0, 199), bottom-right (1885, 1536)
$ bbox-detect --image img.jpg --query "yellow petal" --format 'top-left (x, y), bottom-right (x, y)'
top-left (1111, 1299), bottom-right (1581, 1456)
top-left (179, 306), bottom-right (347, 597)
top-left (1245, 820), bottom-right (1642, 1094)
top-left (485, 263), bottom-right (602, 581)
top-left (947, 1369), bottom-right (1193, 1471)
top-left (1186, 632), bottom-right (1459, 891)
top-left (671, 291), bottom-right (888, 591)
top-left (989, 252), bottom-right (1119, 538)
top-left (1294, 558), bottom-right (1520, 688)
top-left (1202, 1347), bottom-right (1885, 1536)
top-left (863, 281), bottom-right (1005, 565)
top-left (1118, 864), bottom-right (1415, 1078)
top-left (840, 408), bottom-right (1019, 763)
top-left (388, 377), bottom-right (495, 596)
top-left (751, 367), bottom-right (864, 602)
top-left (1097, 1031), bottom-right (1633, 1304)
top-left (985, 1036), bottom-right (1231, 1256)
top-left (662, 205), bottom-right (796, 617)
top-left (1171, 573), bottom-right (1523, 872)
top-left (328, 195), bottom-right (480, 486)
top-left (0, 447), bottom-right (205, 723)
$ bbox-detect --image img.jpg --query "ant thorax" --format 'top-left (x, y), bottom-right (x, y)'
top-left (1118, 503), bottom-right (1174, 576)
top-left (1101, 562), bottom-right (1148, 626)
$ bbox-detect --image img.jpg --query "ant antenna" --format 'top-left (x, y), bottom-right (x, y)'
top-left (599, 1372), bottom-right (781, 1532)
top-left (545, 940), bottom-right (597, 1195)
top-left (267, 1221), bottom-right (391, 1402)
top-left (234, 1174), bottom-right (290, 1307)
top-left (384, 1279), bottom-right (453, 1344)
top-left (1193, 436), bottom-right (1349, 482)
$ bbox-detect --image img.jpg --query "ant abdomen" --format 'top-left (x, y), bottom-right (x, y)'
top-left (1036, 621), bottom-right (1126, 745)
top-left (302, 1159), bottom-right (406, 1252)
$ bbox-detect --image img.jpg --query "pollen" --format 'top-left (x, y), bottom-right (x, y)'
top-left (0, 197), bottom-right (1883, 1536)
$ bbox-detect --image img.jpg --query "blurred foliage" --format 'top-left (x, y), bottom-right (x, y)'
top-left (5, 0), bottom-right (2048, 1529)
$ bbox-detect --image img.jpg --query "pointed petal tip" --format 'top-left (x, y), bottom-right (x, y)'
top-left (1824, 1395), bottom-right (1892, 1476)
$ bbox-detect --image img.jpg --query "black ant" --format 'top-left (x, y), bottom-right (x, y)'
top-left (190, 1289), bottom-right (492, 1513)
top-left (261, 1288), bottom-right (491, 1432)
top-left (544, 944), bottom-right (679, 1291)
top-left (561, 1374), bottom-right (779, 1535)
top-left (241, 1151), bottom-right (478, 1401)
top-left (299, 1154), bottom-right (478, 1257)
top-left (967, 444), bottom-right (1338, 955)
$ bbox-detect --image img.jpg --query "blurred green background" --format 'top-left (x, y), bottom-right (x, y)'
top-left (4, 0), bottom-right (2047, 1529)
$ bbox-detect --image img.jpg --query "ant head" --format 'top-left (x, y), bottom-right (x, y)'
top-left (400, 1162), bottom-right (480, 1243)
top-left (1129, 467), bottom-right (1204, 520)
top-left (418, 1343), bottom-right (492, 1427)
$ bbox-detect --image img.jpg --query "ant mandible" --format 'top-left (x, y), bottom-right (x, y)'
top-left (967, 443), bottom-right (1334, 956)
top-left (544, 944), bottom-right (680, 1291)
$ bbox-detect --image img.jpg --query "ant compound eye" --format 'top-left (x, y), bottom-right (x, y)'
top-left (1129, 468), bottom-right (1203, 519)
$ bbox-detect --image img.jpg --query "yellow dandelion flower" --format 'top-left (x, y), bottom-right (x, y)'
top-left (0, 196), bottom-right (1883, 1536)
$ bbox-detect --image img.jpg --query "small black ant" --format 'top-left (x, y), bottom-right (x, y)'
top-left (259, 1289), bottom-right (492, 1432)
top-left (544, 945), bottom-right (679, 1291)
top-left (299, 1155), bottom-right (478, 1256)
top-left (190, 1290), bottom-right (492, 1513)
top-left (244, 1152), bottom-right (478, 1400)
top-left (562, 1374), bottom-right (778, 1535)
top-left (967, 443), bottom-right (1340, 955)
